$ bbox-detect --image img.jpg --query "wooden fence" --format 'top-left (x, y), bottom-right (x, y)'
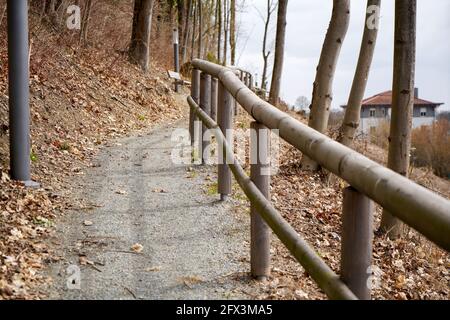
top-left (187, 59), bottom-right (450, 300)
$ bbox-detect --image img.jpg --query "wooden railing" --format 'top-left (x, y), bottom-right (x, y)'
top-left (187, 59), bottom-right (450, 300)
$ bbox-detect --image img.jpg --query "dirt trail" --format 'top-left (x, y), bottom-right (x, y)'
top-left (45, 118), bottom-right (253, 300)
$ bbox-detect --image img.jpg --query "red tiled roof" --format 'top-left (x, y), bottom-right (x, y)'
top-left (361, 90), bottom-right (443, 106)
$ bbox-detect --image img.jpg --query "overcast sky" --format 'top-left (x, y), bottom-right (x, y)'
top-left (236, 0), bottom-right (450, 111)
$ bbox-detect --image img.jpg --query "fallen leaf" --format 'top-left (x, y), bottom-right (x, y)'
top-left (145, 266), bottom-right (162, 272)
top-left (131, 243), bottom-right (143, 253)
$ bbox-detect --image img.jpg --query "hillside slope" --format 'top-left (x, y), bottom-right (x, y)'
top-left (0, 17), bottom-right (183, 299)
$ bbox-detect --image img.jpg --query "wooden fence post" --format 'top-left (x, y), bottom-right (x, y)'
top-left (190, 69), bottom-right (200, 148)
top-left (200, 72), bottom-right (211, 164)
top-left (211, 78), bottom-right (218, 122)
top-left (250, 121), bottom-right (271, 279)
top-left (217, 82), bottom-right (233, 201)
top-left (341, 186), bottom-right (374, 300)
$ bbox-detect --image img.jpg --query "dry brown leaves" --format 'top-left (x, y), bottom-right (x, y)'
top-left (238, 139), bottom-right (449, 300)
top-left (230, 111), bottom-right (449, 300)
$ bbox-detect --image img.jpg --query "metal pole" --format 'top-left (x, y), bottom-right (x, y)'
top-left (250, 121), bottom-right (271, 279)
top-left (200, 72), bottom-right (211, 164)
top-left (217, 82), bottom-right (233, 201)
top-left (173, 28), bottom-right (180, 93)
top-left (7, 0), bottom-right (32, 183)
top-left (211, 78), bottom-right (218, 122)
top-left (189, 69), bottom-right (200, 148)
top-left (341, 186), bottom-right (374, 300)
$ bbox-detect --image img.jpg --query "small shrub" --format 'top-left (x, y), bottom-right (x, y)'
top-left (411, 119), bottom-right (450, 178)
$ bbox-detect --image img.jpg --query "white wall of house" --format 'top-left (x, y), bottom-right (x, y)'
top-left (359, 116), bottom-right (436, 135)
top-left (412, 117), bottom-right (435, 128)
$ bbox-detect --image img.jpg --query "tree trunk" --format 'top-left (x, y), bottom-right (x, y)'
top-left (181, 0), bottom-right (192, 63)
top-left (80, 0), bottom-right (94, 45)
top-left (177, 0), bottom-right (185, 53)
top-left (222, 0), bottom-right (229, 65)
top-left (380, 0), bottom-right (416, 238)
top-left (197, 0), bottom-right (202, 58)
top-left (129, 0), bottom-right (155, 72)
top-left (260, 0), bottom-right (276, 92)
top-left (269, 0), bottom-right (288, 107)
top-left (216, 0), bottom-right (222, 62)
top-left (229, 0), bottom-right (236, 65)
top-left (191, 0), bottom-right (197, 60)
top-left (301, 0), bottom-right (350, 171)
top-left (337, 0), bottom-right (380, 147)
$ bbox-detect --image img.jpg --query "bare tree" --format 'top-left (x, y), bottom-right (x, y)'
top-left (230, 0), bottom-right (236, 65)
top-left (197, 0), bottom-right (202, 58)
top-left (190, 0), bottom-right (197, 60)
top-left (258, 0), bottom-right (277, 91)
top-left (216, 0), bottom-right (222, 62)
top-left (223, 0), bottom-right (229, 65)
top-left (80, 0), bottom-right (94, 44)
top-left (269, 0), bottom-right (288, 108)
top-left (380, 0), bottom-right (417, 238)
top-left (181, 0), bottom-right (193, 63)
top-left (338, 0), bottom-right (380, 147)
top-left (294, 96), bottom-right (310, 113)
top-left (129, 0), bottom-right (155, 72)
top-left (0, 3), bottom-right (6, 29)
top-left (301, 0), bottom-right (350, 171)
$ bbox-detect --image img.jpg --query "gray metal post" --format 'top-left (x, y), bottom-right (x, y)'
top-left (173, 28), bottom-right (180, 93)
top-left (217, 82), bottom-right (233, 201)
top-left (189, 69), bottom-right (200, 147)
top-left (341, 186), bottom-right (374, 300)
top-left (200, 72), bottom-right (211, 164)
top-left (211, 78), bottom-right (218, 122)
top-left (7, 0), bottom-right (32, 183)
top-left (250, 121), bottom-right (271, 279)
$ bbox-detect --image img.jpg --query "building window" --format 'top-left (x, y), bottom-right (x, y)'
top-left (370, 108), bottom-right (376, 117)
top-left (420, 107), bottom-right (427, 117)
top-left (381, 109), bottom-right (386, 117)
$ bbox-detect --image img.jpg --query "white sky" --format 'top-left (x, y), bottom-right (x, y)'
top-left (236, 0), bottom-right (450, 111)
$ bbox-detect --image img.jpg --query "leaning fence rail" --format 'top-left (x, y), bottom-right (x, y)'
top-left (187, 59), bottom-right (450, 300)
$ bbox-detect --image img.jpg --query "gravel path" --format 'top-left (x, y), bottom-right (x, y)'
top-left (46, 119), bottom-right (252, 300)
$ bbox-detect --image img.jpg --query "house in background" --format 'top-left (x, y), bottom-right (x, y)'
top-left (342, 89), bottom-right (443, 135)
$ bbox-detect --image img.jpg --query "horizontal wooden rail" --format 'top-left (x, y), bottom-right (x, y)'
top-left (187, 95), bottom-right (358, 300)
top-left (191, 59), bottom-right (450, 251)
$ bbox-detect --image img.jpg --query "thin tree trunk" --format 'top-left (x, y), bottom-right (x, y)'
top-left (177, 0), bottom-right (185, 53)
top-left (260, 0), bottom-right (270, 91)
top-left (197, 0), bottom-right (202, 58)
top-left (216, 0), bottom-right (222, 62)
top-left (129, 0), bottom-right (155, 72)
top-left (80, 0), bottom-right (94, 45)
top-left (260, 0), bottom-right (276, 92)
top-left (191, 0), bottom-right (197, 60)
top-left (0, 3), bottom-right (6, 28)
top-left (337, 0), bottom-right (380, 147)
top-left (181, 0), bottom-right (192, 63)
top-left (269, 0), bottom-right (288, 108)
top-left (223, 0), bottom-right (229, 65)
top-left (380, 0), bottom-right (416, 238)
top-left (301, 0), bottom-right (350, 171)
top-left (229, 0), bottom-right (236, 65)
